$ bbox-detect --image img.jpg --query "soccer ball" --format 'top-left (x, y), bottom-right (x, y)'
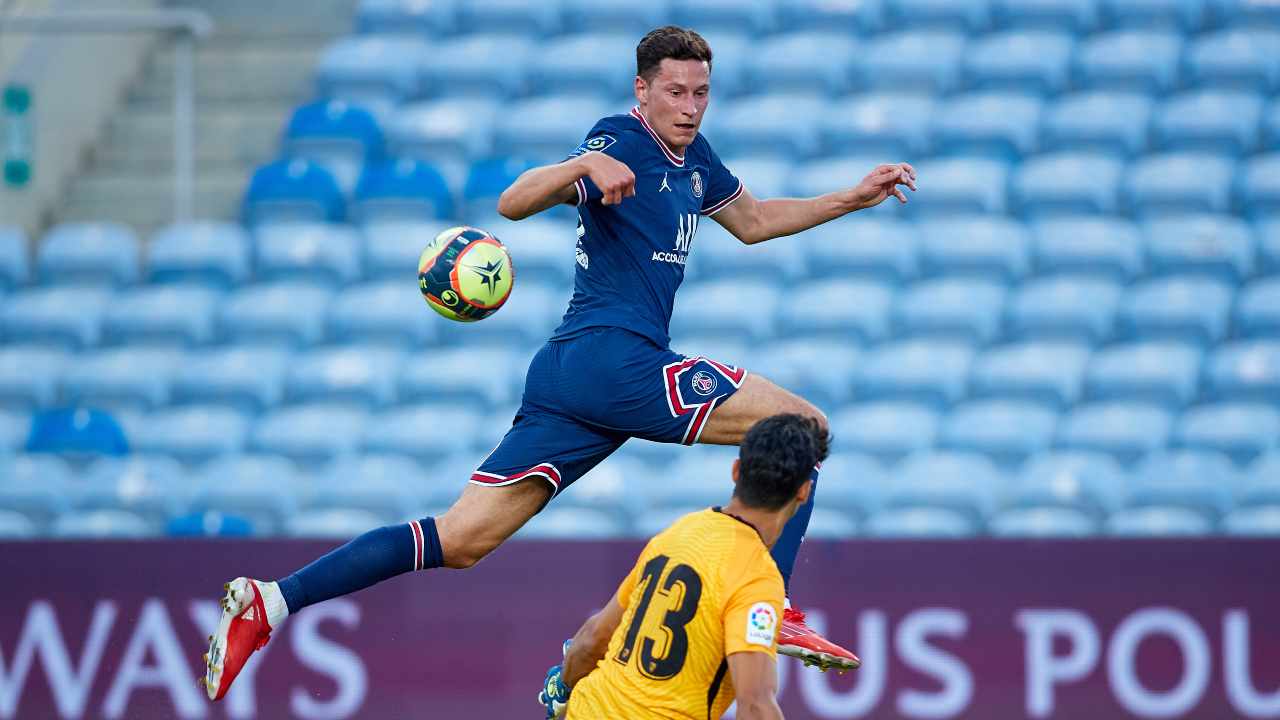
top-left (418, 226), bottom-right (515, 322)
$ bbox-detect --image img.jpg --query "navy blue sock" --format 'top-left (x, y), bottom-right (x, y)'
top-left (771, 466), bottom-right (818, 594)
top-left (277, 517), bottom-right (443, 614)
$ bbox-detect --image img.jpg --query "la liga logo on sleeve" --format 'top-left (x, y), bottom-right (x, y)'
top-left (746, 603), bottom-right (778, 646)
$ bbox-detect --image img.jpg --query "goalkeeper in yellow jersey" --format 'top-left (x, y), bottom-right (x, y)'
top-left (539, 414), bottom-right (851, 720)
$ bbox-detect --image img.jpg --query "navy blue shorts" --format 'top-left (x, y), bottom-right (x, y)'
top-left (472, 327), bottom-right (747, 495)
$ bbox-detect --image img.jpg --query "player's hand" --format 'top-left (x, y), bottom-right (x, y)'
top-left (537, 640), bottom-right (573, 719)
top-left (850, 162), bottom-right (917, 209)
top-left (575, 152), bottom-right (636, 206)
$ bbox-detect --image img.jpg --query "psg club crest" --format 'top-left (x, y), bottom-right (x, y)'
top-left (691, 370), bottom-right (718, 396)
top-left (691, 171), bottom-right (703, 198)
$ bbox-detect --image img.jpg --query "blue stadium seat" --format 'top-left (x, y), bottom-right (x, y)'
top-left (1117, 276), bottom-right (1233, 346)
top-left (785, 155), bottom-right (900, 199)
top-left (1238, 277), bottom-right (1280, 338)
top-left (1084, 342), bottom-right (1202, 408)
top-left (1100, 0), bottom-right (1207, 30)
top-left (817, 452), bottom-right (891, 518)
top-left (964, 31), bottom-right (1075, 94)
top-left (386, 98), bottom-right (500, 168)
top-left (362, 404), bottom-right (484, 462)
top-left (864, 506), bottom-right (979, 538)
top-left (147, 222), bottom-right (250, 288)
top-left (692, 31), bottom-right (751, 97)
top-left (916, 217), bottom-right (1030, 281)
top-left (1243, 454), bottom-right (1280, 505)
top-left (932, 93), bottom-right (1042, 160)
top-left (1243, 154), bottom-right (1280, 219)
top-left (1015, 450), bottom-right (1128, 515)
top-left (1223, 507), bottom-right (1280, 537)
top-left (255, 222), bottom-right (361, 286)
top-left (1176, 402), bottom-right (1278, 465)
top-left (361, 220), bottom-right (439, 280)
top-left (286, 508), bottom-right (390, 538)
top-left (1267, 103), bottom-right (1280, 150)
top-left (640, 449), bottom-right (739, 509)
top-left (718, 156), bottom-right (789, 200)
top-left (1185, 30), bottom-right (1280, 91)
top-left (220, 282), bottom-right (334, 347)
top-left (0, 510), bottom-right (36, 539)
top-left (773, 281), bottom-right (892, 344)
top-left (1143, 216), bottom-right (1254, 282)
top-left (1106, 506), bottom-right (1214, 536)
top-left (1259, 220), bottom-right (1280, 273)
top-left (130, 405), bottom-right (251, 463)
top-left (669, 281), bottom-right (779, 343)
top-left (561, 0), bottom-right (667, 34)
top-left (749, 339), bottom-right (860, 409)
top-left (519, 507), bottom-right (628, 540)
top-left (894, 279), bottom-right (1006, 343)
top-left (355, 0), bottom-right (454, 35)
top-left (52, 510), bottom-right (156, 539)
top-left (801, 508), bottom-right (859, 539)
top-left (327, 280), bottom-right (436, 346)
top-left (314, 454), bottom-right (426, 513)
top-left (989, 506), bottom-right (1099, 537)
top-left (667, 336), bottom-right (749, 371)
top-left (463, 156), bottom-right (540, 218)
top-left (1205, 340), bottom-right (1280, 403)
top-left (61, 347), bottom-right (184, 412)
top-left (883, 0), bottom-right (990, 31)
top-left (1155, 91), bottom-right (1264, 156)
top-left (704, 94), bottom-right (826, 158)
top-left (554, 454), bottom-right (647, 522)
top-left (284, 100), bottom-right (385, 195)
top-left (631, 507), bottom-right (706, 538)
top-left (745, 33), bottom-right (859, 96)
top-left (777, 0), bottom-right (885, 33)
top-left (1128, 153), bottom-right (1236, 217)
top-left (78, 455), bottom-right (185, 529)
top-left (1041, 92), bottom-right (1154, 157)
top-left (831, 402), bottom-right (940, 464)
top-left (170, 346), bottom-right (290, 412)
top-left (242, 159), bottom-right (345, 226)
top-left (1057, 402), bottom-right (1173, 464)
top-left (0, 346), bottom-right (68, 408)
top-left (941, 400), bottom-right (1059, 468)
top-left (907, 158), bottom-right (1011, 215)
top-left (0, 226), bottom-right (28, 289)
top-left (686, 220), bottom-right (804, 283)
top-left (25, 407), bottom-right (128, 456)
top-left (527, 35), bottom-right (634, 97)
top-left (1007, 276), bottom-right (1122, 343)
top-left (191, 455), bottom-right (301, 534)
top-left (435, 280), bottom-right (564, 346)
top-left (0, 454), bottom-right (71, 526)
top-left (492, 95), bottom-right (612, 161)
top-left (0, 409), bottom-right (28, 451)
top-left (1074, 32), bottom-right (1183, 94)
top-left (1013, 154), bottom-right (1124, 217)
top-left (1212, 0), bottom-right (1280, 28)
top-left (890, 451), bottom-right (1005, 521)
top-left (671, 0), bottom-right (776, 34)
top-left (316, 36), bottom-right (428, 114)
top-left (1130, 450), bottom-right (1237, 520)
top-left (457, 0), bottom-right (561, 35)
top-left (286, 347), bottom-right (404, 407)
top-left (991, 0), bottom-right (1099, 32)
top-left (2, 286), bottom-right (112, 349)
top-left (37, 222), bottom-right (139, 287)
top-left (101, 285), bottom-right (223, 347)
top-left (352, 159), bottom-right (453, 222)
top-left (1032, 218), bottom-right (1144, 280)
top-left (969, 342), bottom-right (1091, 409)
top-left (819, 93), bottom-right (936, 158)
top-left (417, 36), bottom-right (531, 100)
top-left (166, 510), bottom-right (256, 537)
top-left (806, 217), bottom-right (919, 284)
top-left (853, 340), bottom-right (975, 407)
top-left (250, 403), bottom-right (370, 465)
top-left (858, 32), bottom-right (968, 94)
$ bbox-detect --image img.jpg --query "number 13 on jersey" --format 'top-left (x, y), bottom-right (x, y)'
top-left (614, 554), bottom-right (703, 680)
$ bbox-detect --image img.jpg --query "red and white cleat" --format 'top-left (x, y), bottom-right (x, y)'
top-left (778, 607), bottom-right (861, 673)
top-left (203, 578), bottom-right (273, 701)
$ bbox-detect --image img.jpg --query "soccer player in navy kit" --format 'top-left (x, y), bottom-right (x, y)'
top-left (202, 26), bottom-right (916, 701)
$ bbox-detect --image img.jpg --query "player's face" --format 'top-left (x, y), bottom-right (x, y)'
top-left (636, 58), bottom-right (711, 151)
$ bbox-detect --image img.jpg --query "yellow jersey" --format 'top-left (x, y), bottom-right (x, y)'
top-left (569, 508), bottom-right (785, 720)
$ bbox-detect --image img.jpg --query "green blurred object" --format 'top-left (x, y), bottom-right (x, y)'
top-left (3, 84), bottom-right (32, 187)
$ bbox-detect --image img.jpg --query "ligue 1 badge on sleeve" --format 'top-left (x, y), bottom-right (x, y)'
top-left (691, 170), bottom-right (703, 198)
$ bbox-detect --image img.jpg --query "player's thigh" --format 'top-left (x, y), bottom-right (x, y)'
top-left (698, 372), bottom-right (827, 446)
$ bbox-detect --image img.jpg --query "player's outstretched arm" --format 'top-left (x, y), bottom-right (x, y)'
top-left (562, 596), bottom-right (626, 687)
top-left (713, 162), bottom-right (916, 245)
top-left (497, 152), bottom-right (637, 220)
top-left (728, 651), bottom-right (785, 720)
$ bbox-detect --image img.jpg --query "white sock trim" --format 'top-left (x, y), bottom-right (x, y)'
top-left (255, 580), bottom-right (290, 629)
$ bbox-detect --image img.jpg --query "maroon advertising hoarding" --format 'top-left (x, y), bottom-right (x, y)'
top-left (1, 539), bottom-right (1277, 719)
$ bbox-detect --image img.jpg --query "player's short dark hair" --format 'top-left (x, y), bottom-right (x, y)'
top-left (734, 414), bottom-right (831, 511)
top-left (636, 26), bottom-right (712, 82)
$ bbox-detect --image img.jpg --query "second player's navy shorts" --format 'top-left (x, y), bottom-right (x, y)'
top-left (472, 327), bottom-right (747, 495)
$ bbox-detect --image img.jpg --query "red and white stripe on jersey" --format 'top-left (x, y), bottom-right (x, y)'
top-left (409, 520), bottom-right (426, 571)
top-left (574, 177), bottom-right (588, 206)
top-left (702, 179), bottom-right (744, 216)
top-left (630, 106), bottom-right (685, 167)
top-left (661, 356), bottom-right (748, 445)
top-left (470, 463), bottom-right (563, 493)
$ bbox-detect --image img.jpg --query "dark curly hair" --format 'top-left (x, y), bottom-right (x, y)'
top-left (636, 26), bottom-right (712, 82)
top-left (735, 414), bottom-right (831, 511)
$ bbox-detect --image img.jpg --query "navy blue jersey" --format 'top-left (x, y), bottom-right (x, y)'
top-left (549, 107), bottom-right (743, 348)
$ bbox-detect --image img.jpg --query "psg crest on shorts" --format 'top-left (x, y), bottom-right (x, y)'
top-left (691, 171), bottom-right (704, 198)
top-left (691, 370), bottom-right (718, 396)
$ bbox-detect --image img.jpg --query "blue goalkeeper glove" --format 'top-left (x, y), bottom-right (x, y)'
top-left (538, 639), bottom-right (573, 720)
